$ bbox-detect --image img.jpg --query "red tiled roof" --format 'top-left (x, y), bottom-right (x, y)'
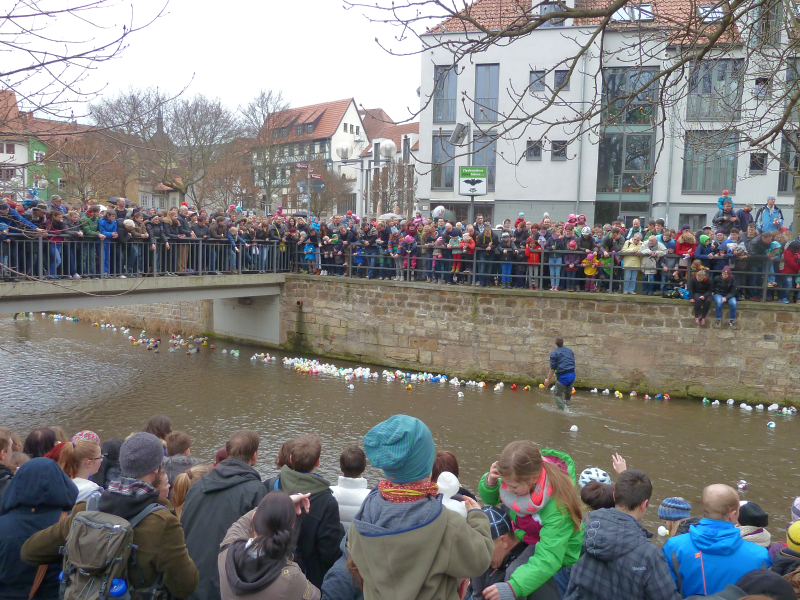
top-left (258, 98), bottom-right (355, 144)
top-left (359, 108), bottom-right (394, 140)
top-left (430, 0), bottom-right (532, 33)
top-left (0, 90), bottom-right (25, 137)
top-left (360, 122), bottom-right (420, 157)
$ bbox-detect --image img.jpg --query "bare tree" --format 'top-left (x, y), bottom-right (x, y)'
top-left (0, 1), bottom-right (165, 127)
top-left (238, 90), bottom-right (291, 212)
top-left (45, 132), bottom-right (128, 203)
top-left (347, 0), bottom-right (800, 229)
top-left (286, 158), bottom-right (355, 218)
top-left (194, 141), bottom-right (255, 212)
top-left (371, 158), bottom-right (417, 218)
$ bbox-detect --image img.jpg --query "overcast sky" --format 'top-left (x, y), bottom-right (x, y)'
top-left (78, 0), bottom-right (422, 124)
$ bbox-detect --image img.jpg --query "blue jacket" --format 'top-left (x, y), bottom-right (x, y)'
top-left (755, 205), bottom-right (784, 233)
top-left (550, 346), bottom-right (576, 375)
top-left (98, 216), bottom-right (118, 237)
top-left (0, 458), bottom-right (77, 600)
top-left (694, 243), bottom-right (714, 268)
top-left (662, 519), bottom-right (771, 598)
top-left (0, 207), bottom-right (37, 232)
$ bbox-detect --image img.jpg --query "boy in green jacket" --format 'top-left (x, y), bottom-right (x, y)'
top-left (349, 414), bottom-right (493, 600)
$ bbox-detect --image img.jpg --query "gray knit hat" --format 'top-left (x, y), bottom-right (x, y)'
top-left (120, 432), bottom-right (164, 478)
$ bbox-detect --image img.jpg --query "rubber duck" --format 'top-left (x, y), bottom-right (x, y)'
top-left (602, 389), bottom-right (610, 395)
top-left (590, 388), bottom-right (598, 393)
top-left (571, 388), bottom-right (576, 395)
top-left (767, 421), bottom-right (776, 428)
top-left (437, 472), bottom-right (467, 517)
top-left (406, 384), bottom-right (412, 390)
top-left (348, 384), bottom-right (354, 390)
top-left (630, 391), bottom-right (637, 397)
top-left (457, 392), bottom-right (464, 398)
top-left (712, 400), bottom-right (720, 406)
top-left (737, 480), bottom-right (748, 490)
top-left (511, 384), bottom-right (517, 390)
top-left (702, 398), bottom-right (710, 405)
top-left (726, 399), bottom-right (734, 405)
top-left (538, 383), bottom-right (545, 389)
top-left (756, 404), bottom-right (764, 411)
top-left (523, 385), bottom-right (531, 391)
top-left (663, 394), bottom-right (671, 401)
top-left (569, 425), bottom-right (578, 432)
top-left (657, 526), bottom-right (669, 537)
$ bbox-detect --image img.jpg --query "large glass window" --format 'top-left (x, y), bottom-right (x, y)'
top-left (431, 134), bottom-right (455, 190)
top-left (682, 131), bottom-right (738, 193)
top-left (473, 133), bottom-right (497, 191)
top-left (687, 59), bottom-right (744, 120)
top-left (530, 71), bottom-right (546, 93)
top-left (754, 0), bottom-right (782, 46)
top-left (475, 64), bottom-right (499, 122)
top-left (596, 133), bottom-right (654, 195)
top-left (602, 67), bottom-right (658, 125)
top-left (433, 66), bottom-right (457, 123)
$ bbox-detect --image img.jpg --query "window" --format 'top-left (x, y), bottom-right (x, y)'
top-left (614, 3), bottom-right (654, 20)
top-left (555, 70), bottom-right (570, 91)
top-left (596, 132), bottom-right (654, 196)
top-left (473, 133), bottom-right (497, 191)
top-left (272, 130), bottom-right (280, 139)
top-left (749, 152), bottom-right (767, 173)
top-left (279, 127), bottom-right (288, 137)
top-left (431, 134), bottom-right (456, 189)
top-left (754, 77), bottom-right (771, 99)
top-left (540, 2), bottom-right (567, 27)
top-left (551, 141), bottom-right (568, 160)
top-left (3, 143), bottom-right (15, 155)
top-left (33, 150), bottom-right (46, 162)
top-left (697, 5), bottom-right (724, 22)
top-left (295, 125), bottom-right (303, 136)
top-left (159, 198), bottom-right (166, 209)
top-left (687, 59), bottom-right (744, 120)
top-left (343, 123), bottom-right (348, 133)
top-left (679, 214), bottom-right (707, 233)
top-left (778, 135), bottom-right (798, 194)
top-left (475, 64), bottom-right (499, 122)
top-left (786, 61), bottom-right (799, 120)
top-left (754, 0), bottom-right (781, 46)
top-left (355, 126), bottom-right (360, 135)
top-left (530, 71), bottom-right (546, 92)
top-left (602, 67), bottom-right (658, 125)
top-left (682, 131), bottom-right (738, 193)
top-left (306, 123), bottom-right (314, 134)
top-left (433, 66), bottom-right (458, 122)
top-left (0, 168), bottom-right (15, 180)
top-left (526, 140), bottom-right (543, 160)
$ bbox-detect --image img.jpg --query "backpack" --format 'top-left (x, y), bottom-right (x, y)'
top-left (59, 496), bottom-right (167, 600)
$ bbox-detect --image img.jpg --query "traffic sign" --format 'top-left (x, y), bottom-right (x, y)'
top-left (297, 181), bottom-right (308, 193)
top-left (311, 174), bottom-right (322, 179)
top-left (295, 163), bottom-right (309, 169)
top-left (459, 166), bottom-right (488, 196)
top-left (311, 180), bottom-right (326, 193)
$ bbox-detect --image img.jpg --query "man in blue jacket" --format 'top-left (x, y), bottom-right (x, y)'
top-left (755, 196), bottom-right (784, 233)
top-left (544, 337), bottom-right (576, 410)
top-left (662, 484), bottom-right (770, 598)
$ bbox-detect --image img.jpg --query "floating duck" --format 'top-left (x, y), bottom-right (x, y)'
top-left (644, 395), bottom-right (651, 401)
top-left (630, 391), bottom-right (637, 397)
top-left (756, 404), bottom-right (764, 411)
top-left (539, 384), bottom-right (545, 389)
top-left (348, 384), bottom-right (354, 390)
top-left (737, 480), bottom-right (748, 490)
top-left (457, 392), bottom-right (464, 398)
top-left (406, 384), bottom-right (412, 390)
top-left (591, 388), bottom-right (598, 393)
top-left (727, 399), bottom-right (735, 405)
top-left (569, 425), bottom-right (578, 432)
top-left (511, 384), bottom-right (517, 390)
top-left (657, 526), bottom-right (669, 537)
top-left (571, 388), bottom-right (576, 395)
top-left (437, 472), bottom-right (467, 517)
top-left (550, 386), bottom-right (556, 391)
top-left (523, 385), bottom-right (531, 391)
top-left (655, 394), bottom-right (663, 400)
top-left (712, 400), bottom-right (720, 406)
top-left (768, 403), bottom-right (780, 412)
top-left (602, 389), bottom-right (610, 395)
top-left (703, 397), bottom-right (710, 404)
top-left (767, 421), bottom-right (776, 428)
top-left (222, 349), bottom-right (227, 354)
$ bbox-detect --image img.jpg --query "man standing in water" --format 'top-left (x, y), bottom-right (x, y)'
top-left (543, 337), bottom-right (576, 410)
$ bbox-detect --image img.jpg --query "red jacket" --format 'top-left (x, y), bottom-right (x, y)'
top-left (525, 244), bottom-right (542, 264)
top-left (514, 218), bottom-right (526, 228)
top-left (460, 238), bottom-right (476, 255)
top-left (781, 247), bottom-right (800, 274)
top-left (675, 240), bottom-right (697, 259)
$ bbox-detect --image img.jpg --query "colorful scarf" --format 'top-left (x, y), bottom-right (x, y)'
top-left (499, 468), bottom-right (553, 516)
top-left (108, 477), bottom-right (157, 498)
top-left (379, 480), bottom-right (439, 504)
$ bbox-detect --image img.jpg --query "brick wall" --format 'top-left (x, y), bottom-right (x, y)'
top-left (280, 275), bottom-right (800, 404)
top-left (68, 300), bottom-right (212, 337)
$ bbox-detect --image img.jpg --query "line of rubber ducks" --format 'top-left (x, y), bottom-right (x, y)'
top-left (42, 313), bottom-right (78, 321)
top-left (588, 388), bottom-right (672, 401)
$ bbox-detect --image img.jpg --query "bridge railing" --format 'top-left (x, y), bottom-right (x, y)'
top-left (0, 235), bottom-right (295, 280)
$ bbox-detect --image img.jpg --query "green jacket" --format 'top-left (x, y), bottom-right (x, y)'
top-left (80, 215), bottom-right (100, 237)
top-left (349, 491), bottom-right (493, 600)
top-left (478, 448), bottom-right (583, 597)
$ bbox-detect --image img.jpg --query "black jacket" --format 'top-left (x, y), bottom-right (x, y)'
top-left (467, 541), bottom-right (529, 600)
top-left (191, 223), bottom-right (210, 239)
top-left (0, 458), bottom-right (77, 600)
top-left (771, 547), bottom-right (800, 576)
top-left (712, 275), bottom-right (738, 300)
top-left (599, 234), bottom-right (623, 255)
top-left (688, 276), bottom-right (713, 297)
top-left (0, 465), bottom-right (12, 507)
top-left (181, 458), bottom-right (266, 600)
top-left (564, 509), bottom-right (680, 600)
top-left (146, 221), bottom-right (168, 244)
top-left (270, 465), bottom-right (343, 589)
top-left (162, 454), bottom-right (202, 487)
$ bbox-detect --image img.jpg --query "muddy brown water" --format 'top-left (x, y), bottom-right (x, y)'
top-left (1, 314), bottom-right (798, 542)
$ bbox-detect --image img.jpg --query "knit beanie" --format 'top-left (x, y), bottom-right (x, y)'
top-left (363, 415), bottom-right (435, 484)
top-left (738, 501), bottom-right (769, 527)
top-left (120, 432), bottom-right (165, 479)
top-left (482, 505), bottom-right (512, 539)
top-left (71, 430), bottom-right (100, 444)
top-left (788, 521), bottom-right (800, 552)
top-left (792, 497), bottom-right (800, 522)
top-left (658, 497), bottom-right (692, 521)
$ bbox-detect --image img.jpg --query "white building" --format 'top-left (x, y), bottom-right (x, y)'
top-left (416, 0), bottom-right (794, 229)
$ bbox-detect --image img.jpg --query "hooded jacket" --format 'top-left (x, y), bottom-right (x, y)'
top-left (162, 453), bottom-right (202, 487)
top-left (0, 464), bottom-right (12, 506)
top-left (269, 465), bottom-right (343, 588)
top-left (349, 487), bottom-right (493, 600)
top-left (21, 471), bottom-right (198, 600)
top-left (662, 518), bottom-right (771, 597)
top-left (564, 508), bottom-right (680, 600)
top-left (780, 241), bottom-right (800, 275)
top-left (479, 449), bottom-right (583, 597)
top-left (181, 458), bottom-right (266, 600)
top-left (218, 509), bottom-right (320, 600)
top-left (621, 240), bottom-right (643, 268)
top-left (0, 458), bottom-right (77, 600)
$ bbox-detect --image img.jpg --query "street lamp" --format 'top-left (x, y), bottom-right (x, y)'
top-left (336, 143), bottom-right (353, 161)
top-left (379, 140), bottom-right (397, 159)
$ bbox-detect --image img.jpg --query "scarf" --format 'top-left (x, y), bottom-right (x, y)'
top-left (498, 469), bottom-right (553, 516)
top-left (378, 480), bottom-right (439, 504)
top-left (739, 525), bottom-right (772, 548)
top-left (108, 477), bottom-right (157, 498)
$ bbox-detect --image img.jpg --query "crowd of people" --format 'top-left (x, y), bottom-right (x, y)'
top-left (1, 195), bottom-right (797, 318)
top-left (1, 412), bottom-right (799, 600)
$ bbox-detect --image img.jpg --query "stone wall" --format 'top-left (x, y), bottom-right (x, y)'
top-left (68, 300), bottom-right (212, 337)
top-left (280, 275), bottom-right (800, 404)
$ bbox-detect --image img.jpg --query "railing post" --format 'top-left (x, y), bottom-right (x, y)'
top-left (99, 239), bottom-right (105, 279)
top-left (37, 236), bottom-right (43, 279)
top-left (198, 239), bottom-right (203, 276)
top-left (762, 259), bottom-right (769, 302)
top-left (153, 244), bottom-right (158, 278)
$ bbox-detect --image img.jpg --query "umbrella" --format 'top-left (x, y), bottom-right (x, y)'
top-left (377, 212), bottom-right (400, 221)
top-left (433, 209), bottom-right (457, 223)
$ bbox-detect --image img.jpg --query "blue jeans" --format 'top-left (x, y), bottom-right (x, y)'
top-left (48, 244), bottom-right (62, 276)
top-left (501, 261), bottom-right (512, 283)
top-left (623, 267), bottom-right (638, 293)
top-left (768, 261), bottom-right (776, 284)
top-left (478, 253), bottom-right (493, 285)
top-left (365, 247), bottom-right (379, 278)
top-left (643, 274), bottom-right (657, 294)
top-left (548, 257), bottom-right (562, 288)
top-left (713, 294), bottom-right (738, 320)
top-left (779, 275), bottom-right (796, 301)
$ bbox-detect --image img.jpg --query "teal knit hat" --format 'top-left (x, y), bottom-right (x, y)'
top-left (363, 415), bottom-right (435, 484)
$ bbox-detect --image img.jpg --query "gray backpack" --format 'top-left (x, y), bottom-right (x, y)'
top-left (59, 496), bottom-right (167, 600)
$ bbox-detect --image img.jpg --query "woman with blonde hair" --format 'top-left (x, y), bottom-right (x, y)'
top-left (57, 440), bottom-right (103, 502)
top-left (171, 464), bottom-right (211, 519)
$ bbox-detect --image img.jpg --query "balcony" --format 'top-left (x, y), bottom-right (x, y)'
top-left (273, 152), bottom-right (328, 165)
top-left (433, 98), bottom-right (457, 123)
top-left (475, 98), bottom-right (499, 123)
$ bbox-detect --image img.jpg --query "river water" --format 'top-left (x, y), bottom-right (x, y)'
top-left (1, 314), bottom-right (798, 541)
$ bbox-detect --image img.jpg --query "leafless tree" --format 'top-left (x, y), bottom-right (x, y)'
top-left (370, 158), bottom-right (417, 217)
top-left (238, 90), bottom-right (291, 212)
top-left (347, 0), bottom-right (800, 228)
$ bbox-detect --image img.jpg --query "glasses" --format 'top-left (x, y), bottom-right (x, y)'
top-left (90, 456), bottom-right (104, 461)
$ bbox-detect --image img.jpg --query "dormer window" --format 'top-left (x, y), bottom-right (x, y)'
top-left (295, 125), bottom-right (303, 135)
top-left (612, 3), bottom-right (653, 21)
top-left (306, 123), bottom-right (314, 134)
top-left (540, 2), bottom-right (567, 28)
top-left (698, 5), bottom-right (724, 22)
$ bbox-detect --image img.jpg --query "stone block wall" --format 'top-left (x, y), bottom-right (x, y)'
top-left (68, 300), bottom-right (212, 337)
top-left (280, 275), bottom-right (800, 404)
